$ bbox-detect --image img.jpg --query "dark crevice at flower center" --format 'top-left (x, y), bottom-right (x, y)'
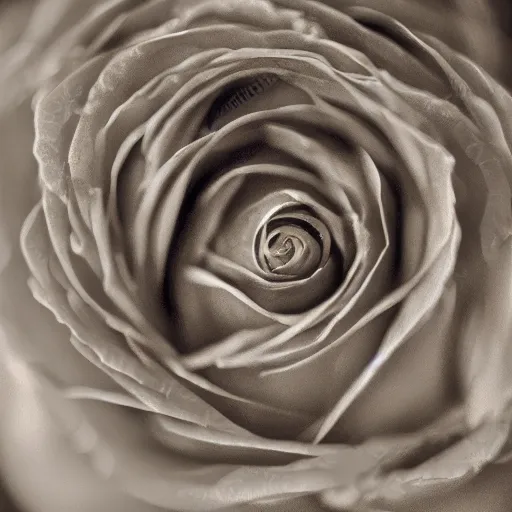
top-left (256, 208), bottom-right (332, 280)
top-left (206, 74), bottom-right (279, 129)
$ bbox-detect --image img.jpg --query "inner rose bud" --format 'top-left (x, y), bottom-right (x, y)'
top-left (257, 207), bottom-right (332, 279)
top-left (170, 176), bottom-right (348, 353)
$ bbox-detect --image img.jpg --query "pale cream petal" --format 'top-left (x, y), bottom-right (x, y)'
top-left (459, 237), bottom-right (512, 428)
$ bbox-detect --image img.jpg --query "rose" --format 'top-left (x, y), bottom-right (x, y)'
top-left (3, 1), bottom-right (512, 512)
top-left (2, 1), bottom-right (512, 512)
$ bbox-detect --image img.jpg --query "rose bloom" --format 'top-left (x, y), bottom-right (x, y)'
top-left (1, 0), bottom-right (512, 511)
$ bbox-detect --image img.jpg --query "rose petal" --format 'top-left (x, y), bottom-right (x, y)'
top-left (459, 236), bottom-right (512, 428)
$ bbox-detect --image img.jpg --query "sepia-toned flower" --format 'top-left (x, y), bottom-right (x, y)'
top-left (1, 1), bottom-right (512, 511)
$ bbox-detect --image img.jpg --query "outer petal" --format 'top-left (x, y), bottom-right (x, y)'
top-left (0, 351), bottom-right (164, 512)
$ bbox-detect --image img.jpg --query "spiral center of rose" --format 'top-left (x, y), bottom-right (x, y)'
top-left (266, 233), bottom-right (297, 266)
top-left (257, 208), bottom-right (331, 280)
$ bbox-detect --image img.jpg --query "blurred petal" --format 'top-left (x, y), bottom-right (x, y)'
top-left (459, 236), bottom-right (512, 427)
